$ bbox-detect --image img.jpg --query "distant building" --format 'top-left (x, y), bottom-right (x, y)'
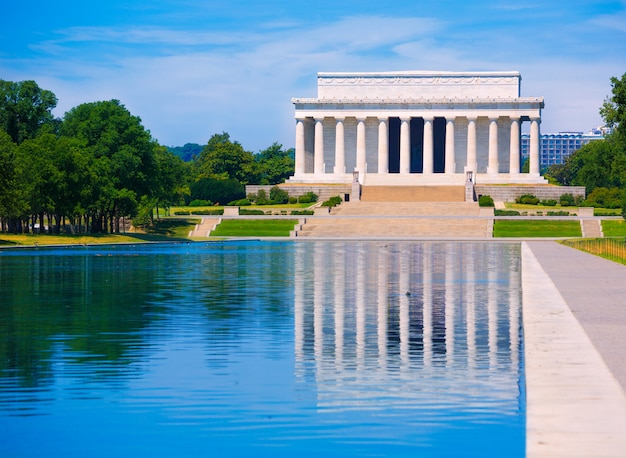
top-left (521, 127), bottom-right (609, 170)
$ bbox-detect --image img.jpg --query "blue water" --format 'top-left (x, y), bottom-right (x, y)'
top-left (0, 241), bottom-right (524, 457)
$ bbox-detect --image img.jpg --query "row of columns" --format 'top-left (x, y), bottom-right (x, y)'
top-left (295, 115), bottom-right (541, 177)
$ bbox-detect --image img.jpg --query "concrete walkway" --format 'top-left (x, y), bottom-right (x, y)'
top-left (523, 242), bottom-right (626, 457)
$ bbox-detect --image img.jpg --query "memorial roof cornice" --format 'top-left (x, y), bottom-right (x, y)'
top-left (292, 97), bottom-right (544, 107)
top-left (317, 70), bottom-right (521, 78)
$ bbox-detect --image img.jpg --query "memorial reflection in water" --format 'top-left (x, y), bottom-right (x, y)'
top-left (294, 241), bottom-right (522, 416)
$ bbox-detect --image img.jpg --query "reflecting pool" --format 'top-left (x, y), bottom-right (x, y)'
top-left (0, 241), bottom-right (524, 457)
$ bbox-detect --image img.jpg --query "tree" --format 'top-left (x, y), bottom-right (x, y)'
top-left (600, 73), bottom-right (626, 141)
top-left (189, 177), bottom-right (245, 205)
top-left (0, 80), bottom-right (58, 144)
top-left (153, 145), bottom-right (190, 215)
top-left (168, 143), bottom-right (202, 162)
top-left (255, 143), bottom-right (295, 184)
top-left (0, 130), bottom-right (27, 232)
top-left (195, 132), bottom-right (258, 184)
top-left (61, 100), bottom-right (157, 232)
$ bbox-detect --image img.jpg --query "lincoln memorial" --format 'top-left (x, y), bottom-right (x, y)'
top-left (287, 71), bottom-right (547, 187)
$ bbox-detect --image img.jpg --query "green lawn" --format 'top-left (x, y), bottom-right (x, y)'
top-left (493, 220), bottom-right (582, 237)
top-left (210, 219), bottom-right (298, 237)
top-left (0, 218), bottom-right (199, 247)
top-left (0, 232), bottom-right (184, 246)
top-left (602, 219), bottom-right (626, 236)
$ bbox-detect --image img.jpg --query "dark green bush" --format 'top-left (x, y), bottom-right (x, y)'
top-left (322, 195), bottom-right (343, 207)
top-left (189, 177), bottom-right (244, 205)
top-left (191, 209), bottom-right (223, 215)
top-left (478, 195), bottom-right (494, 207)
top-left (291, 210), bottom-right (314, 215)
top-left (547, 211), bottom-right (570, 216)
top-left (516, 194), bottom-right (539, 205)
top-left (174, 210), bottom-right (191, 215)
top-left (298, 191), bottom-right (318, 203)
top-left (239, 209), bottom-right (265, 215)
top-left (189, 199), bottom-right (213, 207)
top-left (541, 199), bottom-right (557, 206)
top-left (288, 196), bottom-right (298, 204)
top-left (270, 186), bottom-right (289, 204)
top-left (494, 210), bottom-right (520, 216)
top-left (559, 193), bottom-right (576, 207)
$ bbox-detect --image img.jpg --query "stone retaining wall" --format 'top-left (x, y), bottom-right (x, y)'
top-left (246, 184), bottom-right (352, 202)
top-left (475, 185), bottom-right (585, 202)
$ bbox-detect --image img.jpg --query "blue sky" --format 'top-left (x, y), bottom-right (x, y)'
top-left (1, 0), bottom-right (625, 152)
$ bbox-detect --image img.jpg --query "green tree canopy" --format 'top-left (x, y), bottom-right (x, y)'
top-left (255, 142), bottom-right (295, 184)
top-left (195, 132), bottom-right (258, 184)
top-left (600, 73), bottom-right (626, 141)
top-left (0, 80), bottom-right (58, 144)
top-left (547, 73), bottom-right (626, 194)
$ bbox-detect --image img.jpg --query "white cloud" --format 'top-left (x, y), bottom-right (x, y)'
top-left (2, 12), bottom-right (623, 150)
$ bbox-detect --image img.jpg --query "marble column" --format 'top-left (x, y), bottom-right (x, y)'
top-left (377, 118), bottom-right (388, 174)
top-left (423, 116), bottom-right (434, 174)
top-left (509, 117), bottom-right (520, 176)
top-left (295, 118), bottom-right (305, 175)
top-left (314, 118), bottom-right (325, 175)
top-left (400, 117), bottom-right (411, 174)
top-left (487, 117), bottom-right (499, 175)
top-left (334, 117), bottom-right (345, 175)
top-left (356, 118), bottom-right (367, 177)
top-left (530, 117), bottom-right (541, 176)
top-left (465, 117), bottom-right (477, 174)
top-left (445, 118), bottom-right (456, 174)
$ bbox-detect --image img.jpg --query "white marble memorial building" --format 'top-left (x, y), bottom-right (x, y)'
top-left (288, 71), bottom-right (546, 186)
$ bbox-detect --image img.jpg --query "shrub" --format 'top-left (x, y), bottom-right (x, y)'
top-left (239, 209), bottom-right (265, 215)
top-left (541, 199), bottom-right (557, 206)
top-left (547, 211), bottom-right (570, 216)
top-left (254, 189), bottom-right (271, 205)
top-left (189, 199), bottom-right (213, 207)
top-left (291, 210), bottom-right (314, 215)
top-left (174, 210), bottom-right (191, 215)
top-left (516, 194), bottom-right (539, 205)
top-left (270, 186), bottom-right (289, 204)
top-left (559, 193), bottom-right (576, 207)
top-left (586, 187), bottom-right (624, 209)
top-left (322, 195), bottom-right (343, 207)
top-left (478, 195), bottom-right (494, 207)
top-left (298, 191), bottom-right (318, 203)
top-left (189, 177), bottom-right (245, 205)
top-left (288, 196), bottom-right (298, 204)
top-left (494, 210), bottom-right (520, 216)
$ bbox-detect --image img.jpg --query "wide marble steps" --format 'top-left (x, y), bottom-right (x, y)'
top-left (296, 202), bottom-right (490, 238)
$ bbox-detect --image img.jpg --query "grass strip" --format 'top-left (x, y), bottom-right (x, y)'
top-left (561, 238), bottom-right (626, 266)
top-left (210, 219), bottom-right (297, 237)
top-left (602, 220), bottom-right (626, 237)
top-left (493, 220), bottom-right (581, 237)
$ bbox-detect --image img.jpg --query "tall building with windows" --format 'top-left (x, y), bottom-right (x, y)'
top-left (521, 127), bottom-right (608, 170)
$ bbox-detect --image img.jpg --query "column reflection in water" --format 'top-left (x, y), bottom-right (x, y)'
top-left (293, 241), bottom-right (523, 415)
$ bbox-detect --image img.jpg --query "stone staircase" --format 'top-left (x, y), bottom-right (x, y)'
top-left (580, 219), bottom-right (603, 238)
top-left (188, 217), bottom-right (221, 237)
top-left (295, 202), bottom-right (491, 238)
